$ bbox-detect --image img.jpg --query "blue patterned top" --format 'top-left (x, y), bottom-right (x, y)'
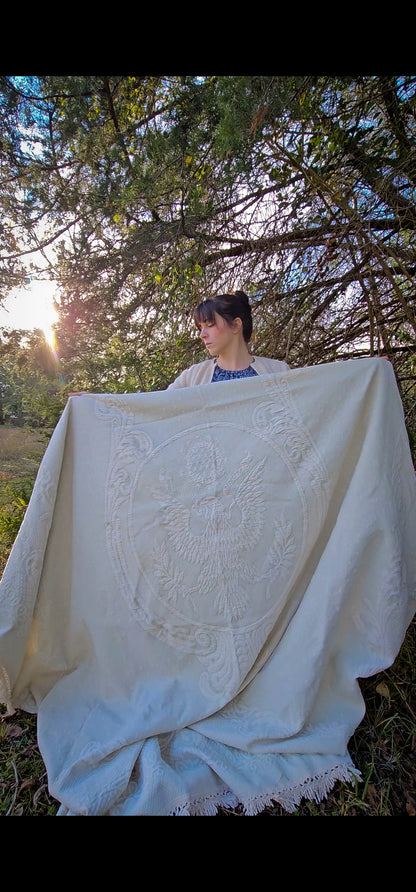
top-left (211, 362), bottom-right (258, 382)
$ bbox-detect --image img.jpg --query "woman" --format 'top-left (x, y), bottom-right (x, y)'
top-left (168, 291), bottom-right (289, 388)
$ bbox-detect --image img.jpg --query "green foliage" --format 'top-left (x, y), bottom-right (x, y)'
top-left (0, 75), bottom-right (416, 398)
top-left (0, 74), bottom-right (415, 430)
top-left (0, 425), bottom-right (47, 574)
top-left (1, 76), bottom-right (416, 457)
top-left (0, 478), bottom-right (32, 539)
top-left (0, 328), bottom-right (67, 428)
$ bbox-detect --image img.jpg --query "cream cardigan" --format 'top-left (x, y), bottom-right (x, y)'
top-left (168, 355), bottom-right (290, 389)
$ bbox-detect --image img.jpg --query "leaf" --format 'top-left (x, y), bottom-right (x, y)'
top-left (5, 723), bottom-right (27, 739)
top-left (405, 796), bottom-right (416, 817)
top-left (19, 778), bottom-right (36, 792)
top-left (376, 681), bottom-right (390, 700)
top-left (33, 784), bottom-right (48, 808)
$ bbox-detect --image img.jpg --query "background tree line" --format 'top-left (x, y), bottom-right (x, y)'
top-left (0, 74), bottom-right (415, 450)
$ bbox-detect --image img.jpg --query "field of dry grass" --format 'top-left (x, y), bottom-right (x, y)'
top-left (0, 425), bottom-right (48, 575)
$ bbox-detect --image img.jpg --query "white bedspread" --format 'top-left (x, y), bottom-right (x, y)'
top-left (1, 358), bottom-right (415, 815)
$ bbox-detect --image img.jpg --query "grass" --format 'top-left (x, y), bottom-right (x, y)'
top-left (0, 425), bottom-right (59, 815)
top-left (0, 425), bottom-right (415, 817)
top-left (0, 711), bottom-right (59, 816)
top-left (0, 426), bottom-right (49, 576)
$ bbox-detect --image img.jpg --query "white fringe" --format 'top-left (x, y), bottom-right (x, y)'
top-left (56, 764), bottom-right (361, 815)
top-left (169, 764), bottom-right (362, 816)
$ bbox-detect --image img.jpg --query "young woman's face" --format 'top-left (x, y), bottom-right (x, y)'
top-left (198, 312), bottom-right (239, 356)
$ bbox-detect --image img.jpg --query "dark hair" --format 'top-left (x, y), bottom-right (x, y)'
top-left (193, 291), bottom-right (253, 342)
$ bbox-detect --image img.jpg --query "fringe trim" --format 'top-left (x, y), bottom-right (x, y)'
top-left (169, 763), bottom-right (362, 816)
top-left (0, 665), bottom-right (15, 718)
top-left (171, 790), bottom-right (240, 816)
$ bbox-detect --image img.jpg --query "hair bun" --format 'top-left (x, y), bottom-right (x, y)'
top-left (233, 290), bottom-right (250, 305)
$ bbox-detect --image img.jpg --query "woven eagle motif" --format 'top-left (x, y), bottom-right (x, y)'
top-left (151, 437), bottom-right (272, 621)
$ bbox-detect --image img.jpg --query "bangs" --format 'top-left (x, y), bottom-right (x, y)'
top-left (193, 300), bottom-right (217, 330)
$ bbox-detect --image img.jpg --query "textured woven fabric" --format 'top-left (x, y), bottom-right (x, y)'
top-left (1, 358), bottom-right (415, 816)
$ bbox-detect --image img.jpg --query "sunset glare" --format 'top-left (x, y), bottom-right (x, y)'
top-left (0, 280), bottom-right (59, 348)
